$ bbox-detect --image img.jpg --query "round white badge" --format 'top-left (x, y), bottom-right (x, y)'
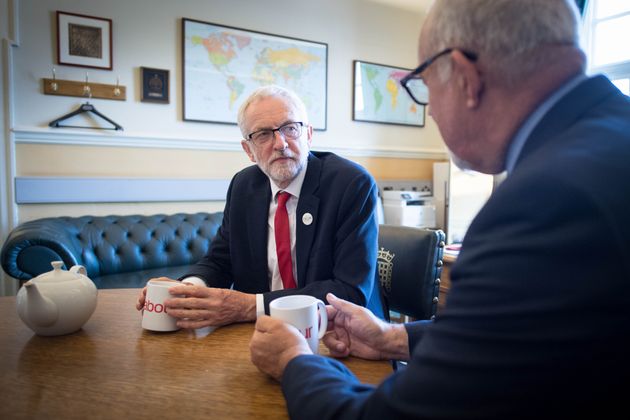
top-left (302, 213), bottom-right (313, 226)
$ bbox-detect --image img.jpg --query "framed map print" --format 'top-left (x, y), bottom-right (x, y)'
top-left (182, 18), bottom-right (328, 130)
top-left (353, 60), bottom-right (425, 127)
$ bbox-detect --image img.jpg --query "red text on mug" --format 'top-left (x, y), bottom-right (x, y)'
top-left (144, 298), bottom-right (167, 314)
top-left (300, 326), bottom-right (313, 339)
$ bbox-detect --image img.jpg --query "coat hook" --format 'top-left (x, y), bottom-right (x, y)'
top-left (51, 67), bottom-right (58, 92)
top-left (83, 72), bottom-right (91, 96)
top-left (113, 76), bottom-right (121, 97)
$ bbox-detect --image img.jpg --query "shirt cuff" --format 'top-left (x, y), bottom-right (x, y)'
top-left (180, 276), bottom-right (206, 287)
top-left (256, 293), bottom-right (265, 318)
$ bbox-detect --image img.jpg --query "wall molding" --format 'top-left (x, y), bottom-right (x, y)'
top-left (12, 126), bottom-right (448, 160)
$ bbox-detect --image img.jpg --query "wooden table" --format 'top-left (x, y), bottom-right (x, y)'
top-left (0, 289), bottom-right (392, 419)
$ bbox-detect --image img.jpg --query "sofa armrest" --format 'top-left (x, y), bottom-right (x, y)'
top-left (1, 218), bottom-right (83, 281)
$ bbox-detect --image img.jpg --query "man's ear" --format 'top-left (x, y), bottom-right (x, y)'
top-left (241, 140), bottom-right (256, 162)
top-left (306, 124), bottom-right (313, 148)
top-left (452, 50), bottom-right (482, 109)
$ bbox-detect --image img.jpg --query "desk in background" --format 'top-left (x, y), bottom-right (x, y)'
top-left (438, 253), bottom-right (457, 311)
top-left (0, 289), bottom-right (392, 419)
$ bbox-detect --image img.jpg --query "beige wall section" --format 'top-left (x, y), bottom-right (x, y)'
top-left (352, 156), bottom-right (444, 180)
top-left (17, 143), bottom-right (441, 180)
top-left (16, 144), bottom-right (251, 177)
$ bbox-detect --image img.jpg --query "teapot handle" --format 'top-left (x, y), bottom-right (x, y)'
top-left (70, 265), bottom-right (87, 276)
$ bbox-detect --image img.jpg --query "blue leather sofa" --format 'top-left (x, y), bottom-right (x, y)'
top-left (1, 212), bottom-right (223, 288)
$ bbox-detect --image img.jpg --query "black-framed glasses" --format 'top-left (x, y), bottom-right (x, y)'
top-left (246, 121), bottom-right (305, 146)
top-left (400, 48), bottom-right (478, 105)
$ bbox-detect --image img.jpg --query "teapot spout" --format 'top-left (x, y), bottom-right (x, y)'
top-left (24, 281), bottom-right (58, 327)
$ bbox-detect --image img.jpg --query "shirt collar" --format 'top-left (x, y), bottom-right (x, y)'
top-left (504, 73), bottom-right (587, 174)
top-left (269, 159), bottom-right (309, 201)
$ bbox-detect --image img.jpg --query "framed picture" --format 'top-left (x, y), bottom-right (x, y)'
top-left (57, 11), bottom-right (113, 70)
top-left (182, 18), bottom-right (328, 130)
top-left (352, 60), bottom-right (425, 127)
top-left (141, 67), bottom-right (169, 103)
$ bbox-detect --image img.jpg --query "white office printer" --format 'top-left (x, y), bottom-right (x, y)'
top-left (382, 189), bottom-right (437, 228)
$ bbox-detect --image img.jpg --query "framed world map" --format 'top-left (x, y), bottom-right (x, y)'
top-left (353, 60), bottom-right (425, 127)
top-left (182, 18), bottom-right (328, 130)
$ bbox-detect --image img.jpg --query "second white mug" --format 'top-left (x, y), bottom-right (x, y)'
top-left (269, 295), bottom-right (328, 354)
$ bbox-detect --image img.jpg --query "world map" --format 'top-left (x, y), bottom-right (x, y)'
top-left (353, 61), bottom-right (425, 126)
top-left (183, 19), bottom-right (327, 129)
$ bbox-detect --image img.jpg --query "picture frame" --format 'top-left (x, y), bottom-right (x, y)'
top-left (141, 67), bottom-right (169, 103)
top-left (352, 60), bottom-right (425, 127)
top-left (182, 18), bottom-right (328, 130)
top-left (57, 11), bottom-right (113, 70)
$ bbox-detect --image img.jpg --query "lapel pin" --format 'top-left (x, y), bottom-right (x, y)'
top-left (302, 212), bottom-right (313, 226)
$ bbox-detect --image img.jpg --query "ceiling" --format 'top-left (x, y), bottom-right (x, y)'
top-left (363, 0), bottom-right (433, 14)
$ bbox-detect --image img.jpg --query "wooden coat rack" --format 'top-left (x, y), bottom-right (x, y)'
top-left (43, 75), bottom-right (126, 101)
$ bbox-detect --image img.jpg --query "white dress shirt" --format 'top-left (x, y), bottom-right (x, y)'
top-left (256, 160), bottom-right (308, 316)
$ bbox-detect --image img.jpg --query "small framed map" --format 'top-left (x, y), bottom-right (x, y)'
top-left (182, 18), bottom-right (328, 130)
top-left (352, 60), bottom-right (425, 127)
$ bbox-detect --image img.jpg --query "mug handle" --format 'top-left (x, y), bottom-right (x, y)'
top-left (316, 299), bottom-right (328, 339)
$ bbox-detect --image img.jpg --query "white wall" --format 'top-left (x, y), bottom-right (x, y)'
top-left (13, 0), bottom-right (445, 152)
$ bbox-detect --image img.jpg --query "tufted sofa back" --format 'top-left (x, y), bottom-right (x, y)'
top-left (1, 212), bottom-right (223, 287)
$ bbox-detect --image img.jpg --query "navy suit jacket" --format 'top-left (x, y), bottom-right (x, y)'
top-left (184, 151), bottom-right (383, 317)
top-left (281, 76), bottom-right (630, 418)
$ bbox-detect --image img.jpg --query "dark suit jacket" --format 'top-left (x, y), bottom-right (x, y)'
top-left (184, 151), bottom-right (383, 317)
top-left (281, 76), bottom-right (630, 418)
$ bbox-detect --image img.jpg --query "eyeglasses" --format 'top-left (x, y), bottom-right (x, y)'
top-left (400, 48), bottom-right (478, 105)
top-left (246, 121), bottom-right (305, 146)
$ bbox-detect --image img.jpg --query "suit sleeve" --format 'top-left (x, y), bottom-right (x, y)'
top-left (179, 177), bottom-right (235, 288)
top-left (262, 171), bottom-right (379, 313)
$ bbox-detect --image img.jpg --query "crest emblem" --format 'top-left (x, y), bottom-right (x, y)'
top-left (377, 247), bottom-right (395, 293)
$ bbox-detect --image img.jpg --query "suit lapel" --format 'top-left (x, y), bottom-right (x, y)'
top-left (246, 174), bottom-right (271, 290)
top-left (295, 153), bottom-right (321, 286)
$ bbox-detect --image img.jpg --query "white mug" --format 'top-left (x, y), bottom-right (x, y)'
top-left (142, 280), bottom-right (180, 332)
top-left (269, 295), bottom-right (328, 354)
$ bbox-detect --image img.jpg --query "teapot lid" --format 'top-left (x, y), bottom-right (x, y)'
top-left (31, 261), bottom-right (83, 283)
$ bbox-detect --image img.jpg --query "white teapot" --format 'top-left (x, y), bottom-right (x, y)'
top-left (16, 261), bottom-right (98, 336)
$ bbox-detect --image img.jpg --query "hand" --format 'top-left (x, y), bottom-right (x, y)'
top-left (250, 316), bottom-right (312, 381)
top-left (135, 277), bottom-right (180, 311)
top-left (164, 286), bottom-right (257, 328)
top-left (323, 293), bottom-right (410, 361)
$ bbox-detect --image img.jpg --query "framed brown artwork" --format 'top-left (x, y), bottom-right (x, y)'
top-left (57, 11), bottom-right (113, 70)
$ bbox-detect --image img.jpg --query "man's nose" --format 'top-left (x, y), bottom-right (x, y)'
top-left (272, 130), bottom-right (288, 149)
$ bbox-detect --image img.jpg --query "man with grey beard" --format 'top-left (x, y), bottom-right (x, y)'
top-left (136, 85), bottom-right (383, 327)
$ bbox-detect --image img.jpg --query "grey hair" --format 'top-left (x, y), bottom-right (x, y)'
top-left (236, 85), bottom-right (309, 138)
top-left (426, 0), bottom-right (582, 85)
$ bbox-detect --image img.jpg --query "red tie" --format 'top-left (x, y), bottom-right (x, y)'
top-left (275, 191), bottom-right (297, 289)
